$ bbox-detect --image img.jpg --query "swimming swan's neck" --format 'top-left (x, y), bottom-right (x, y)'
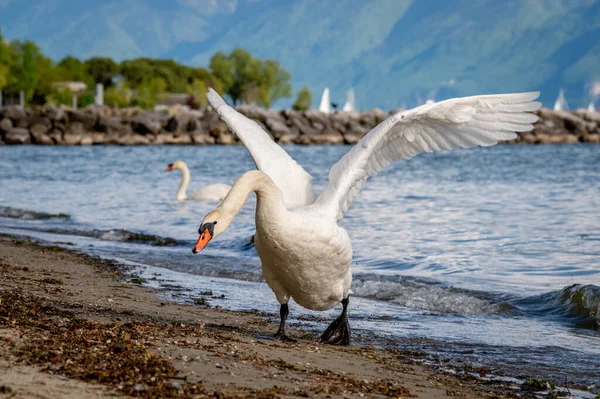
top-left (176, 163), bottom-right (191, 200)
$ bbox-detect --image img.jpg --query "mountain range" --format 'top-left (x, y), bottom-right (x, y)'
top-left (1, 0), bottom-right (599, 109)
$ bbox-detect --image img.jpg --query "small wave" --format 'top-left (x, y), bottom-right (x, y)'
top-left (0, 206), bottom-right (70, 220)
top-left (515, 284), bottom-right (600, 328)
top-left (351, 274), bottom-right (513, 315)
top-left (90, 229), bottom-right (180, 246)
top-left (2, 225), bottom-right (180, 247)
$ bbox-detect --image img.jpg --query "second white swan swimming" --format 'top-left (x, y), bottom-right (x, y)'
top-left (191, 89), bottom-right (541, 345)
top-left (165, 160), bottom-right (231, 202)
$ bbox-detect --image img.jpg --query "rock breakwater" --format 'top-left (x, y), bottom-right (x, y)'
top-left (1, 104), bottom-right (598, 145)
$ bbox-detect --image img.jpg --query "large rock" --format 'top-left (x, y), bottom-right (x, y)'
top-left (289, 114), bottom-right (318, 136)
top-left (583, 133), bottom-right (600, 143)
top-left (209, 121), bottom-right (231, 139)
top-left (265, 117), bottom-right (291, 139)
top-left (295, 130), bottom-right (343, 145)
top-left (5, 128), bottom-right (31, 144)
top-left (237, 105), bottom-right (270, 123)
top-left (131, 112), bottom-right (167, 135)
top-left (2, 106), bottom-right (27, 123)
top-left (304, 109), bottom-right (329, 127)
top-left (97, 116), bottom-right (133, 137)
top-left (343, 132), bottom-right (364, 144)
top-left (190, 130), bottom-right (215, 145)
top-left (119, 106), bottom-right (144, 120)
top-left (361, 108), bottom-right (387, 127)
top-left (30, 123), bottom-right (53, 144)
top-left (154, 133), bottom-right (192, 145)
top-left (84, 105), bottom-right (113, 118)
top-left (48, 129), bottom-right (63, 144)
top-left (277, 133), bottom-right (299, 145)
top-left (66, 109), bottom-right (97, 130)
top-left (46, 107), bottom-right (66, 123)
top-left (118, 134), bottom-right (151, 145)
top-left (0, 118), bottom-right (13, 133)
top-left (216, 133), bottom-right (238, 145)
top-left (63, 122), bottom-right (86, 145)
top-left (165, 111), bottom-right (199, 133)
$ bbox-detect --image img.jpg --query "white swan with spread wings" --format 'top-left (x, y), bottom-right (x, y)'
top-left (191, 89), bottom-right (541, 345)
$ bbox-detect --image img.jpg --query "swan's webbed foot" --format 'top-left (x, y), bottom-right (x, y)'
top-left (272, 330), bottom-right (297, 343)
top-left (256, 303), bottom-right (296, 343)
top-left (319, 297), bottom-right (351, 346)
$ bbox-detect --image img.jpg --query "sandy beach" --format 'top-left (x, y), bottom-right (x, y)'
top-left (0, 234), bottom-right (575, 398)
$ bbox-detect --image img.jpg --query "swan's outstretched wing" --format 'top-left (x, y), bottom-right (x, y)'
top-left (315, 92), bottom-right (541, 220)
top-left (207, 89), bottom-right (315, 206)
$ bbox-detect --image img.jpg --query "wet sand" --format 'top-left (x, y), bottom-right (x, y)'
top-left (0, 234), bottom-right (548, 398)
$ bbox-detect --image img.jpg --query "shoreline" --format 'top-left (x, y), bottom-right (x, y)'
top-left (1, 104), bottom-right (599, 146)
top-left (0, 233), bottom-right (585, 399)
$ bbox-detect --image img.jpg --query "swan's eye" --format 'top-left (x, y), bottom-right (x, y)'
top-left (214, 221), bottom-right (218, 225)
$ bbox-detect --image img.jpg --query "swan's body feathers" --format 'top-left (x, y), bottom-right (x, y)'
top-left (315, 92), bottom-right (541, 220)
top-left (208, 89), bottom-right (316, 206)
top-left (187, 183), bottom-right (232, 202)
top-left (254, 204), bottom-right (352, 311)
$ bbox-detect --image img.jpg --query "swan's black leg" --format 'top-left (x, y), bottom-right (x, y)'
top-left (318, 296), bottom-right (351, 346)
top-left (273, 303), bottom-right (296, 342)
top-left (257, 303), bottom-right (297, 343)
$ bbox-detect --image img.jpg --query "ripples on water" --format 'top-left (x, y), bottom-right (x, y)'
top-left (0, 144), bottom-right (599, 387)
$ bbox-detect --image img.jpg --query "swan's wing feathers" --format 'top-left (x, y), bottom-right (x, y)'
top-left (207, 89), bottom-right (316, 205)
top-left (316, 92), bottom-right (541, 220)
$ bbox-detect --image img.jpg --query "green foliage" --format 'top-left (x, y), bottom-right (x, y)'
top-left (258, 59), bottom-right (292, 108)
top-left (0, 27), bottom-right (296, 108)
top-left (209, 48), bottom-right (293, 107)
top-left (0, 29), bottom-right (12, 90)
top-left (209, 51), bottom-right (234, 94)
top-left (57, 56), bottom-right (93, 86)
top-left (5, 40), bottom-right (45, 103)
top-left (121, 57), bottom-right (213, 94)
top-left (0, 63), bottom-right (8, 91)
top-left (131, 77), bottom-right (167, 109)
top-left (47, 88), bottom-right (73, 107)
top-left (292, 86), bottom-right (312, 111)
top-left (85, 57), bottom-right (119, 87)
top-left (104, 81), bottom-right (132, 107)
top-left (186, 79), bottom-right (207, 109)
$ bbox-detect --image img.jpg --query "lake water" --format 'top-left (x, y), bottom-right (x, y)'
top-left (1, 144), bottom-right (599, 390)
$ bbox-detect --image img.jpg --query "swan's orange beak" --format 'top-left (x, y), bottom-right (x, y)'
top-left (165, 164), bottom-right (173, 172)
top-left (192, 229), bottom-right (212, 254)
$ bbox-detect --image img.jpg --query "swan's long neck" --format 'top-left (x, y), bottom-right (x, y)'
top-left (220, 170), bottom-right (283, 220)
top-left (176, 164), bottom-right (191, 201)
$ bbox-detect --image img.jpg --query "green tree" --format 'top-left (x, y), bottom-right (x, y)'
top-left (120, 59), bottom-right (155, 87)
top-left (0, 29), bottom-right (12, 93)
top-left (209, 51), bottom-right (234, 94)
top-left (57, 56), bottom-right (93, 85)
top-left (227, 48), bottom-right (262, 105)
top-left (257, 59), bottom-right (292, 108)
top-left (33, 52), bottom-right (60, 104)
top-left (209, 49), bottom-right (292, 107)
top-left (7, 40), bottom-right (44, 103)
top-left (85, 57), bottom-right (119, 87)
top-left (104, 80), bottom-right (132, 107)
top-left (131, 77), bottom-right (167, 109)
top-left (292, 86), bottom-right (312, 111)
top-left (186, 79), bottom-right (207, 108)
top-left (0, 64), bottom-right (8, 92)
